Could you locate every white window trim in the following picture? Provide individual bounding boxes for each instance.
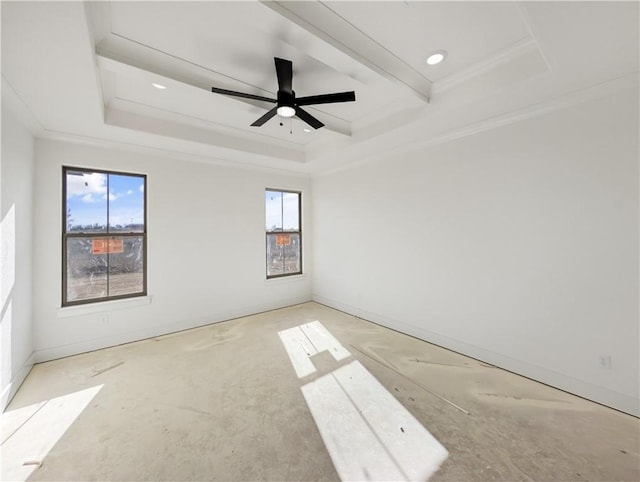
[57,295,153,318]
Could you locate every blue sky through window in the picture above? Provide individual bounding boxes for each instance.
[66,171,144,230]
[266,190,299,231]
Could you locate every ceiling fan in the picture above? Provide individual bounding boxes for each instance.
[211,57,355,130]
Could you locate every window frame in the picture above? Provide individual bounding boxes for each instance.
[265,188,302,279]
[62,166,147,307]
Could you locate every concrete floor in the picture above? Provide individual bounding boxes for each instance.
[2,302,639,481]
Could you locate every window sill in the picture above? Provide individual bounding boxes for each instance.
[265,273,307,285]
[57,295,153,318]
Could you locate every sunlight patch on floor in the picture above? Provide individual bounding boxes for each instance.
[279,320,350,378]
[1,385,103,481]
[279,321,448,481]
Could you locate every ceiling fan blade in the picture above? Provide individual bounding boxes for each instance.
[274,57,293,94]
[296,91,356,106]
[251,107,278,127]
[295,107,324,129]
[211,86,276,103]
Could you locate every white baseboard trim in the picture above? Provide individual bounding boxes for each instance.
[34,296,312,364]
[313,295,639,418]
[1,352,35,412]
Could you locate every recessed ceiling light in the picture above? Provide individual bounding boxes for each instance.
[426,51,447,66]
[303,128,311,133]
[152,82,167,90]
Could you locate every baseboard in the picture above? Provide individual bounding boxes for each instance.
[313,295,640,418]
[1,352,35,412]
[34,296,312,363]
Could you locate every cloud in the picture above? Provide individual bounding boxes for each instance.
[127,190,133,195]
[102,193,118,201]
[67,172,107,200]
[139,183,144,193]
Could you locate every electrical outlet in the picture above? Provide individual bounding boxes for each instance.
[598,355,612,370]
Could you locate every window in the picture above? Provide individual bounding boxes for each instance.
[62,167,146,306]
[266,189,301,278]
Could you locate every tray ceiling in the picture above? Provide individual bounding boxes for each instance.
[1,1,638,174]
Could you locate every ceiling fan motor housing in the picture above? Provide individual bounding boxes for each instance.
[277,90,295,108]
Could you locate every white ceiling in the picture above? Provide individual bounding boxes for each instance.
[1,1,638,174]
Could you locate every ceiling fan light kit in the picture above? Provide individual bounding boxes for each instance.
[276,106,295,118]
[211,57,356,130]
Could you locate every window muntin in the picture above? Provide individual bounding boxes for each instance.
[266,189,301,278]
[63,167,146,306]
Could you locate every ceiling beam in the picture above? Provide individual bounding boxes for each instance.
[262,1,432,103]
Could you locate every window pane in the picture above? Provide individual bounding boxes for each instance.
[65,171,107,232]
[265,190,282,231]
[63,167,147,306]
[66,237,108,302]
[283,233,301,273]
[282,192,299,231]
[266,233,284,277]
[108,174,145,233]
[266,233,300,277]
[108,236,144,296]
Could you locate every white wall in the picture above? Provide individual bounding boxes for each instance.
[1,100,35,410]
[32,140,312,361]
[312,88,639,416]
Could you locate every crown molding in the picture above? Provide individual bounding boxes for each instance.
[515,1,553,73]
[36,71,637,180]
[37,129,313,178]
[433,37,546,95]
[315,71,639,177]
